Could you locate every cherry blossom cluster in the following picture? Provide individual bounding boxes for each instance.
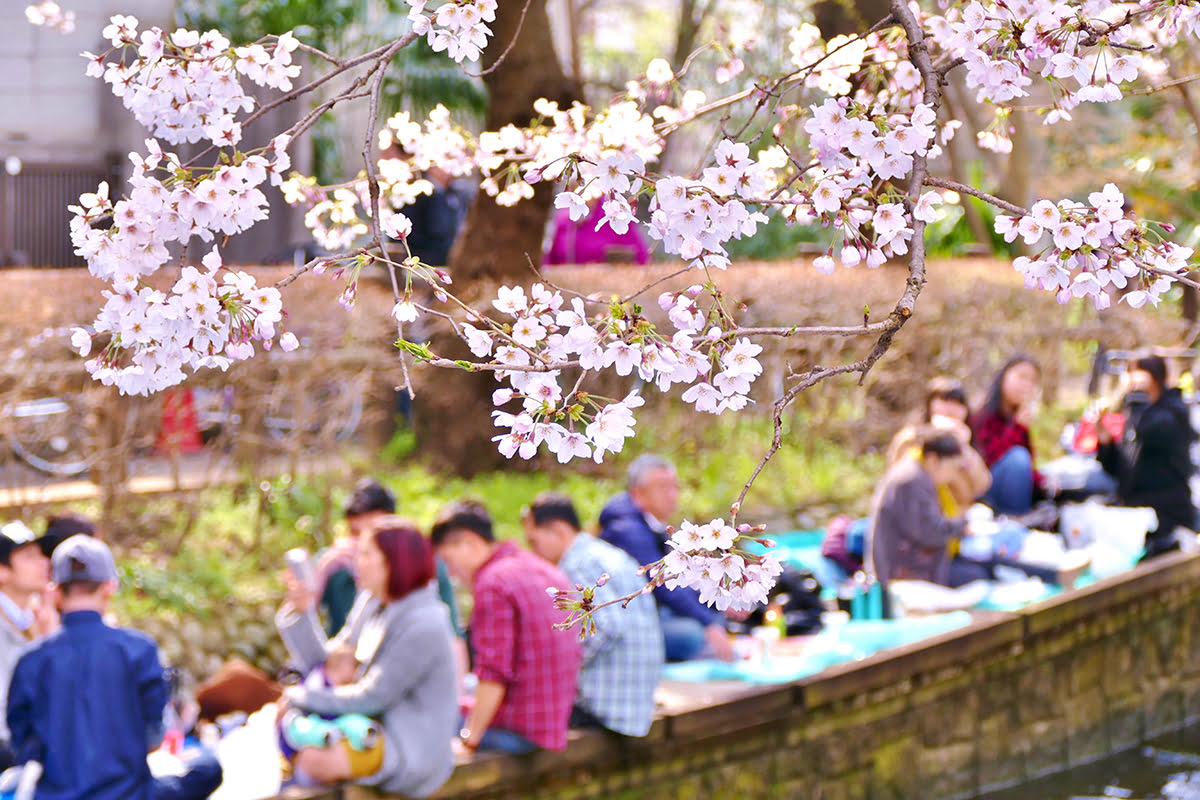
[798,99,946,269]
[80,247,293,394]
[284,98,663,254]
[474,281,765,463]
[994,183,1190,309]
[85,16,301,146]
[405,0,497,63]
[552,139,774,272]
[25,1,75,33]
[68,136,295,394]
[655,520,783,613]
[933,0,1191,115]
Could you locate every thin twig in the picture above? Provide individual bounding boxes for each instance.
[462,0,537,78]
[923,175,1028,217]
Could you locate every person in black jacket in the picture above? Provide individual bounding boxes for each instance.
[1097,355,1197,560]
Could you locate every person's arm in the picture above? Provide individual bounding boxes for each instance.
[960,446,993,501]
[460,680,505,751]
[7,656,36,764]
[135,638,170,753]
[287,613,451,718]
[891,472,967,549]
[463,582,516,742]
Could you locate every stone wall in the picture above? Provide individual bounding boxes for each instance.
[286,549,1200,800]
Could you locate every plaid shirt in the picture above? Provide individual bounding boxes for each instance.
[971,407,1044,489]
[471,542,582,750]
[559,534,663,737]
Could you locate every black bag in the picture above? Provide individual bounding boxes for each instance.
[727,566,824,636]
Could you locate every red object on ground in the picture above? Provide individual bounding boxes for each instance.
[155,388,204,454]
[162,729,183,755]
[1073,412,1126,454]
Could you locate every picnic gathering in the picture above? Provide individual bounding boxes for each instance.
[0,347,1190,800]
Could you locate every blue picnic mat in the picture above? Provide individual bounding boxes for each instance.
[662,611,973,685]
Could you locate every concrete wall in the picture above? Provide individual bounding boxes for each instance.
[0,0,172,166]
[287,549,1200,800]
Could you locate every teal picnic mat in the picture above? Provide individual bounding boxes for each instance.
[662,611,972,685]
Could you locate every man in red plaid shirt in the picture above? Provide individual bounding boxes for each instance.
[432,500,582,754]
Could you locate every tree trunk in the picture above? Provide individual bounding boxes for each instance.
[448,0,578,285]
[812,0,891,37]
[417,0,579,476]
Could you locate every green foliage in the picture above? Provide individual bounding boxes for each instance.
[723,215,826,261]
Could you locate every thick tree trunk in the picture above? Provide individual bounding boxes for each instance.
[416,0,578,476]
[448,0,578,285]
[812,0,891,37]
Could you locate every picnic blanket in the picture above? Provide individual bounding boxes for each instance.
[662,611,972,685]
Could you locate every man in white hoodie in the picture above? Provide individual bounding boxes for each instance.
[0,521,55,770]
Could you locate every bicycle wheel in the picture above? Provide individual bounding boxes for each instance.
[6,395,98,477]
[263,377,364,444]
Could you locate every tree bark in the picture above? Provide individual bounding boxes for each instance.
[417,0,579,475]
[447,0,579,285]
[812,0,891,37]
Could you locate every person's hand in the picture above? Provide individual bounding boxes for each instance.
[30,593,59,637]
[281,570,315,615]
[275,696,291,726]
[930,414,972,444]
[705,623,735,662]
[1014,403,1036,430]
[724,606,752,623]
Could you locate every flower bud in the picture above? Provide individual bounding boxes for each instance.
[596,573,610,587]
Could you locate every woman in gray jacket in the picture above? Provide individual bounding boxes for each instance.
[276,517,458,796]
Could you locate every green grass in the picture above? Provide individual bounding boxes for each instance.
[93,393,1081,626]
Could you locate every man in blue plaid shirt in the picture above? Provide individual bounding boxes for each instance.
[523,493,664,737]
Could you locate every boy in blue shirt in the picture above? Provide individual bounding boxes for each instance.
[7,535,222,800]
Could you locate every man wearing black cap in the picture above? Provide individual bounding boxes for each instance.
[0,522,54,771]
[8,535,223,800]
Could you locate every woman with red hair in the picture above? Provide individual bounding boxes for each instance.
[276,517,458,796]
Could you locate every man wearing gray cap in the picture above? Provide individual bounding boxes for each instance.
[7,535,223,800]
[0,522,54,772]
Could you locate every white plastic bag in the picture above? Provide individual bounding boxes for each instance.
[209,703,282,800]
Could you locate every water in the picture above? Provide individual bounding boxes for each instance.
[984,727,1200,800]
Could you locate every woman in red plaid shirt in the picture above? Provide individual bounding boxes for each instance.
[971,356,1045,516]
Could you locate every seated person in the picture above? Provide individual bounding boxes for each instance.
[276,518,458,796]
[971,355,1046,516]
[314,478,461,640]
[868,430,1077,589]
[888,376,991,514]
[522,492,663,738]
[599,455,735,662]
[8,535,223,800]
[1097,354,1197,560]
[431,500,582,754]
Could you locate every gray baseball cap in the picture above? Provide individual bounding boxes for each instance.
[51,535,118,585]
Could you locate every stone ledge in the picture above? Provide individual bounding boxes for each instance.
[270,551,1200,800]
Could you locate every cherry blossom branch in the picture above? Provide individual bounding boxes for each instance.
[462,0,536,78]
[727,0,945,526]
[922,175,1028,217]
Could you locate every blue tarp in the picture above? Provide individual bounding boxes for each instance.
[662,611,972,685]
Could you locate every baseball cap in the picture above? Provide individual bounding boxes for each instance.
[0,522,45,566]
[51,535,118,586]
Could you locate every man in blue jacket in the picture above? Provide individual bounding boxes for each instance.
[7,535,222,800]
[599,455,734,662]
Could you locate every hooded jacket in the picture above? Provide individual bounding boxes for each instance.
[1098,387,1197,535]
[598,493,721,627]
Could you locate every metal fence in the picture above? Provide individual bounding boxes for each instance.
[0,162,116,268]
